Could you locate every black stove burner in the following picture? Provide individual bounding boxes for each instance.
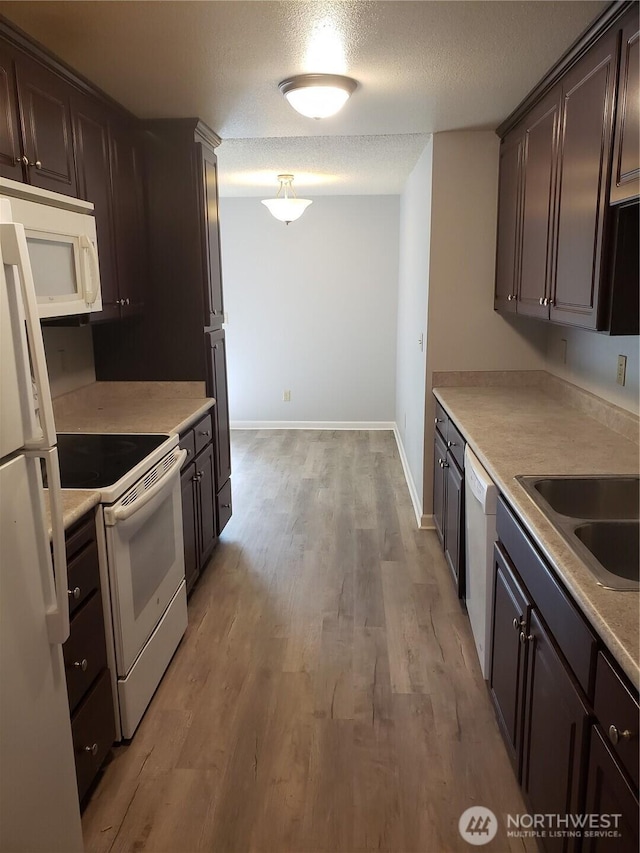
[57,433,170,489]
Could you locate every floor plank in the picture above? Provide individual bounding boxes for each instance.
[82,429,537,853]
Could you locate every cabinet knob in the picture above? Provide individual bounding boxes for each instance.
[34,160,42,169]
[519,631,533,645]
[446,440,456,448]
[548,299,554,307]
[507,294,514,302]
[68,586,81,600]
[539,297,544,306]
[434,417,444,424]
[73,658,88,671]
[512,617,525,632]
[199,430,210,437]
[84,743,99,757]
[222,503,231,508]
[543,297,549,306]
[608,725,633,746]
[441,461,449,469]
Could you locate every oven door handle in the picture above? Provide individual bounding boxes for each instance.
[104,449,187,526]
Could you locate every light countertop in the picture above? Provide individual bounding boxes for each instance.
[433,385,639,689]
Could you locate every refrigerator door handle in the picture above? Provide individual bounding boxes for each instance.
[27,447,70,644]
[0,222,57,449]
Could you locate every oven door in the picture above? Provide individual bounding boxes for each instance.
[103,448,187,676]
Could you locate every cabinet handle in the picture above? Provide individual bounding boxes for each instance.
[68,586,81,600]
[126,298,130,306]
[507,294,514,301]
[20,157,43,169]
[548,299,554,307]
[434,417,444,424]
[73,658,88,671]
[543,297,549,306]
[222,503,231,508]
[447,440,456,448]
[192,473,201,483]
[519,631,533,645]
[608,725,633,746]
[512,617,525,631]
[441,461,449,469]
[34,160,42,169]
[199,430,211,437]
[84,743,99,757]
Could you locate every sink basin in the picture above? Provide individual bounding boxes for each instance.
[516,475,640,591]
[532,476,639,519]
[574,521,640,584]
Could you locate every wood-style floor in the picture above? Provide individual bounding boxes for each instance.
[83,430,536,853]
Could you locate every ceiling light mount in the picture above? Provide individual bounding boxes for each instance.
[261,174,312,224]
[279,73,358,119]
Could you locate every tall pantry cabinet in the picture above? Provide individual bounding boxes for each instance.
[93,119,232,536]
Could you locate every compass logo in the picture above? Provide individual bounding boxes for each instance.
[459,807,498,846]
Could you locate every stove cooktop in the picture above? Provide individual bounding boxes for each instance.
[56,433,171,489]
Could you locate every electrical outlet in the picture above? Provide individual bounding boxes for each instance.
[616,355,627,386]
[283,390,291,402]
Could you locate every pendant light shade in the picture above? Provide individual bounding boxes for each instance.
[261,174,312,224]
[279,74,357,119]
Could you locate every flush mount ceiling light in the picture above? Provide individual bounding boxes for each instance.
[279,73,358,119]
[261,174,313,224]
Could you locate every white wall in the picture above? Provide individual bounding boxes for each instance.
[546,326,639,414]
[219,195,400,426]
[395,139,433,517]
[422,131,548,517]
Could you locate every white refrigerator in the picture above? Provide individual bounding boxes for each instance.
[0,219,84,850]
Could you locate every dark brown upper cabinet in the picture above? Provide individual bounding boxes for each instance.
[108,118,146,320]
[0,40,23,181]
[494,3,638,334]
[14,52,77,196]
[71,93,119,319]
[610,6,639,204]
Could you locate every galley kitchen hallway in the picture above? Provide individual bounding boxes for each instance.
[82,430,536,853]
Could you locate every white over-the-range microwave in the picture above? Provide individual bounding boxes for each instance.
[0,178,102,319]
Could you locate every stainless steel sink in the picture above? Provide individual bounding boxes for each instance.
[532,476,639,520]
[516,475,640,591]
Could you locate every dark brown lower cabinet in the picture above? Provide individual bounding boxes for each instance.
[583,727,639,853]
[179,410,217,594]
[433,429,446,545]
[207,328,232,535]
[62,512,115,803]
[521,610,591,853]
[489,543,531,778]
[432,401,465,597]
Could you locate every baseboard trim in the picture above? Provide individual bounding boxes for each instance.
[421,514,435,529]
[392,425,423,528]
[230,421,396,431]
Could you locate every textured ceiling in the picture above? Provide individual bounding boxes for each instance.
[1,1,607,195]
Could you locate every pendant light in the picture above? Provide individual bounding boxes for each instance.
[261,174,312,224]
[279,74,358,119]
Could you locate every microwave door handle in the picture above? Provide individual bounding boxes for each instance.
[26,447,70,644]
[0,223,57,448]
[79,235,99,305]
[104,449,187,526]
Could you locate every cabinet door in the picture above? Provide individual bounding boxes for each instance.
[517,86,561,318]
[444,455,464,598]
[489,543,531,780]
[610,10,639,204]
[181,462,199,594]
[0,41,24,181]
[550,29,618,329]
[14,53,77,196]
[71,93,119,322]
[494,129,522,312]
[195,442,217,565]
[207,329,231,490]
[433,430,447,547]
[583,726,639,853]
[199,143,224,327]
[109,118,147,318]
[521,610,591,852]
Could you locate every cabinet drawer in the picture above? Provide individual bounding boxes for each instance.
[65,513,96,561]
[497,497,597,697]
[63,592,108,713]
[66,538,100,617]
[594,651,639,789]
[194,414,213,455]
[216,478,232,535]
[446,420,465,470]
[434,401,447,439]
[179,429,196,469]
[71,668,115,802]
